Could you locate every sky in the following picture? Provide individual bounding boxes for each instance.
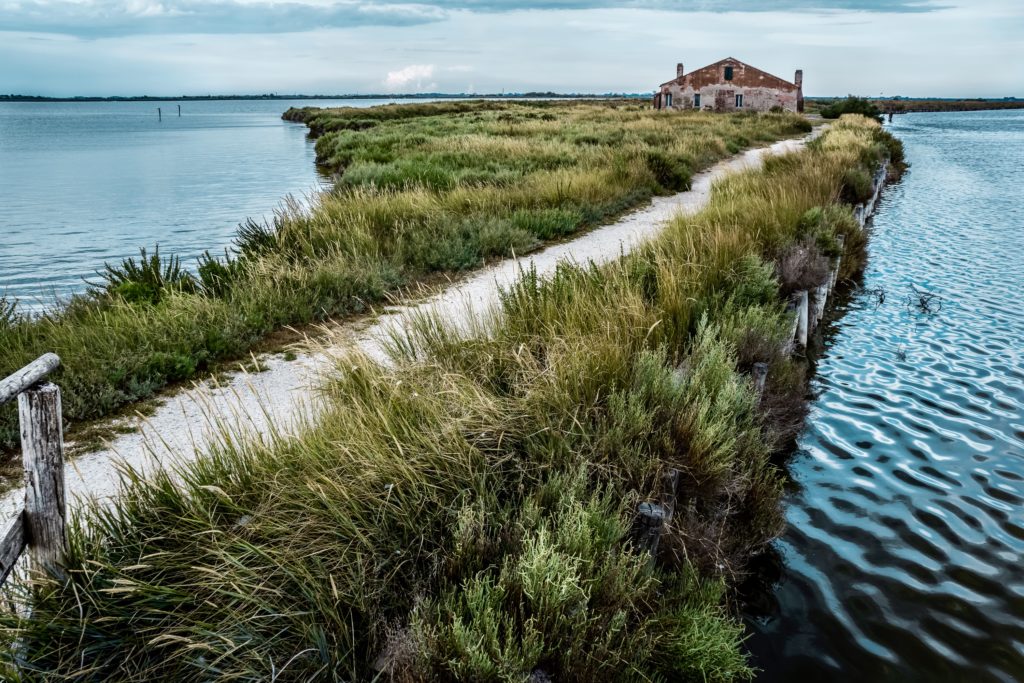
[0,0,1021,97]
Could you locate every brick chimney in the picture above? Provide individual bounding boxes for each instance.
[795,69,804,113]
[677,63,685,79]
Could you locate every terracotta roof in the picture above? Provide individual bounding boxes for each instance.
[660,58,798,90]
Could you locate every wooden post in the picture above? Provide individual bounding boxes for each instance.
[177,104,181,117]
[830,235,845,291]
[752,362,769,396]
[784,299,799,354]
[158,107,162,121]
[0,513,25,585]
[814,282,829,324]
[795,290,809,348]
[19,382,67,579]
[660,468,680,521]
[633,502,666,558]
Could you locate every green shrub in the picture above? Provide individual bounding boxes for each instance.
[820,95,883,123]
[94,246,196,305]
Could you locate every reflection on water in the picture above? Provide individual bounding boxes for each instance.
[0,99,399,309]
[745,110,1024,681]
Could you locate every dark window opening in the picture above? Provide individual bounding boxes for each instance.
[694,94,701,108]
[735,94,743,107]
[724,66,734,81]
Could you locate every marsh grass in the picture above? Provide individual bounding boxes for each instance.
[0,100,812,453]
[0,116,902,681]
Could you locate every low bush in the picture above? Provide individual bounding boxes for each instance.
[820,95,884,123]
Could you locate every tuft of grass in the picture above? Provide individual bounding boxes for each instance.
[0,100,813,453]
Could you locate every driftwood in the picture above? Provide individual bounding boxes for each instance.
[0,353,60,406]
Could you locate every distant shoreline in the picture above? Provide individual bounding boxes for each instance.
[0,93,643,103]
[2,94,1021,113]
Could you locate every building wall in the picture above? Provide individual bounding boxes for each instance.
[657,59,802,113]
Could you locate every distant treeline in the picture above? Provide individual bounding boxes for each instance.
[870,98,1024,113]
[0,92,646,103]
[808,97,1023,114]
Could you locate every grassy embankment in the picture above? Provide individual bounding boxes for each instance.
[0,100,811,457]
[0,116,904,681]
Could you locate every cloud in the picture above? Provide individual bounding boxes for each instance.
[0,0,949,39]
[427,0,946,12]
[384,63,437,90]
[0,0,447,37]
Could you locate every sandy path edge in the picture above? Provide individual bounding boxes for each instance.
[0,134,811,519]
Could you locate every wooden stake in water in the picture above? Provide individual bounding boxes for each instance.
[178,104,181,117]
[158,107,162,122]
[796,290,810,348]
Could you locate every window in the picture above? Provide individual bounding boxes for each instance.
[694,94,701,108]
[665,93,673,108]
[724,66,734,81]
[735,94,743,108]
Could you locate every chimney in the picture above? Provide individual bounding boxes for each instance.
[795,69,805,113]
[677,63,684,78]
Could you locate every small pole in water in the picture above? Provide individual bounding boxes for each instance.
[158,107,162,122]
[178,104,181,117]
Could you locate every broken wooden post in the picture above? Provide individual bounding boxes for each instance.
[19,382,67,579]
[633,502,667,558]
[157,107,162,121]
[752,362,769,396]
[795,290,809,348]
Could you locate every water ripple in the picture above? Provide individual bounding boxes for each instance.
[745,110,1024,682]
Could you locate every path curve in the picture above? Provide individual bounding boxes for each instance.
[0,135,810,519]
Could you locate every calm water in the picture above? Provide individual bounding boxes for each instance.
[745,110,1024,681]
[0,99,402,309]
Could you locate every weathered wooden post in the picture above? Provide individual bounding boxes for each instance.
[634,502,666,558]
[19,382,67,580]
[795,290,809,348]
[813,282,829,325]
[752,362,769,397]
[177,104,181,117]
[782,301,798,356]
[830,235,845,292]
[158,107,162,122]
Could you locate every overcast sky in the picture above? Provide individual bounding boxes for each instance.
[1,0,1020,97]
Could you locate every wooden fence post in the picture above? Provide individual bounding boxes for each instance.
[633,502,666,558]
[19,382,67,579]
[795,290,809,348]
[752,362,769,396]
[814,282,829,325]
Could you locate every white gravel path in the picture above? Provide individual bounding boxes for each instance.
[0,135,810,520]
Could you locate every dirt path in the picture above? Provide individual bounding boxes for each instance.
[0,136,810,519]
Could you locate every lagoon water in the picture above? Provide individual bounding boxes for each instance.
[0,99,398,309]
[745,110,1024,681]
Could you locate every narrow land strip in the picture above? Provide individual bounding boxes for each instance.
[0,135,809,521]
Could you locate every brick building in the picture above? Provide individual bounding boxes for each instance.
[654,58,804,113]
